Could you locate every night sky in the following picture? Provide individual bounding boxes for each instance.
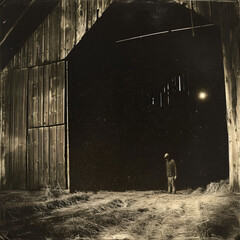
[68,0,228,191]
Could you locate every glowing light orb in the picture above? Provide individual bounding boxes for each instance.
[198,91,207,100]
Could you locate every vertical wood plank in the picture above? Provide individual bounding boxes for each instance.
[70,0,76,52]
[102,0,107,14]
[27,129,34,190]
[87,0,93,30]
[32,67,39,127]
[24,41,28,68]
[18,69,27,190]
[97,0,103,19]
[49,64,53,125]
[75,0,81,44]
[2,71,8,189]
[20,44,25,69]
[60,0,66,60]
[18,50,21,69]
[43,65,49,126]
[62,62,66,125]
[27,34,33,67]
[65,61,70,189]
[41,21,45,64]
[39,66,44,126]
[28,68,34,128]
[13,70,19,189]
[23,69,28,189]
[76,0,87,44]
[57,1,62,60]
[65,0,71,55]
[33,128,39,190]
[37,23,43,65]
[92,0,98,25]
[0,71,6,189]
[33,30,38,66]
[65,0,76,56]
[49,63,57,125]
[102,0,107,12]
[56,125,65,188]
[44,15,50,63]
[49,5,60,62]
[38,127,44,188]
[9,71,14,189]
[43,127,50,187]
[0,73,2,189]
[56,2,61,62]
[50,126,57,187]
[56,61,65,124]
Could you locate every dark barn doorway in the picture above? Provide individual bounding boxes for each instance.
[68,1,228,191]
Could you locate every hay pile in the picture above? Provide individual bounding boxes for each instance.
[205,179,230,194]
[0,181,239,240]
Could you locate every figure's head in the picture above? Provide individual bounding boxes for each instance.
[164,153,170,159]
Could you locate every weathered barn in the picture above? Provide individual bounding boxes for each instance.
[0,0,113,190]
[0,0,239,191]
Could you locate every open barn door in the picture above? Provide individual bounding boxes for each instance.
[67,1,228,191]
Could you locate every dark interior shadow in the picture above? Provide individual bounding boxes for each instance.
[67,1,228,191]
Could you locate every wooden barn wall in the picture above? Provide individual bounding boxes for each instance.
[177,1,240,191]
[5,0,113,71]
[0,0,113,190]
[27,62,66,190]
[0,68,27,190]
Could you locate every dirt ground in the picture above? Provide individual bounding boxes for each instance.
[0,180,240,240]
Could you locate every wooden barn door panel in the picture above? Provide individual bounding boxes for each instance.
[28,63,65,128]
[27,126,65,190]
[27,61,67,190]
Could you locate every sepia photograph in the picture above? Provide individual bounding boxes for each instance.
[0,0,239,239]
